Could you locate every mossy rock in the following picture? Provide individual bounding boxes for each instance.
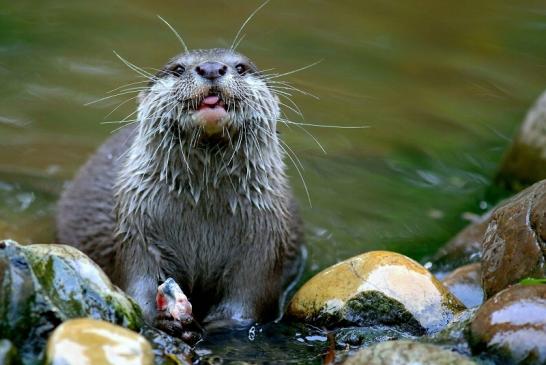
[0,240,143,364]
[287,251,465,335]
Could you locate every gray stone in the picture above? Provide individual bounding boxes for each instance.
[343,340,477,365]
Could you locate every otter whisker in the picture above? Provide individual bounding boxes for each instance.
[109,121,138,135]
[177,122,192,175]
[248,125,267,169]
[276,99,304,118]
[280,119,371,129]
[230,0,271,50]
[255,123,311,206]
[113,86,149,94]
[157,15,189,53]
[113,51,156,80]
[85,89,144,106]
[106,80,151,94]
[232,33,246,52]
[268,83,320,100]
[278,118,326,154]
[254,123,304,171]
[259,60,322,80]
[100,118,138,125]
[104,96,141,121]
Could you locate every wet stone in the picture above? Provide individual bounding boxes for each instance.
[334,326,414,348]
[343,340,477,365]
[442,263,484,308]
[0,240,143,364]
[431,180,546,299]
[287,251,465,335]
[481,180,546,298]
[467,284,546,365]
[139,324,193,365]
[45,318,153,365]
[427,308,478,356]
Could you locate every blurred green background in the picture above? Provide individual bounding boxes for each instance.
[1,0,545,280]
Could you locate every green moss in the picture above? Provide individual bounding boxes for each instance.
[343,291,425,335]
[519,277,546,286]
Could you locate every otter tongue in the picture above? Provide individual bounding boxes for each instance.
[201,95,220,107]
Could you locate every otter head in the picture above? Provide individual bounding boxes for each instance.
[138,48,280,140]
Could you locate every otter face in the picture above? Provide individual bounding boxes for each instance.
[138,48,279,137]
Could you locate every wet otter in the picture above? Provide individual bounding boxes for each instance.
[56,48,304,332]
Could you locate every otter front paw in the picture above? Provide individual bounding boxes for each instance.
[155,278,202,344]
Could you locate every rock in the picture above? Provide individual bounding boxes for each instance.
[0,339,17,365]
[441,263,484,308]
[427,308,478,356]
[139,325,193,365]
[467,284,546,365]
[287,251,465,335]
[0,240,143,364]
[45,318,153,365]
[343,340,477,365]
[481,180,546,298]
[430,180,546,299]
[428,215,489,275]
[334,326,414,348]
[497,90,546,190]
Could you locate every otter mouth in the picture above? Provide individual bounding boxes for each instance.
[198,93,227,111]
[190,92,230,135]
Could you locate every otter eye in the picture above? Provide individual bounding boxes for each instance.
[171,64,185,77]
[235,63,248,75]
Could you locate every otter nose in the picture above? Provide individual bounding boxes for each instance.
[195,62,228,81]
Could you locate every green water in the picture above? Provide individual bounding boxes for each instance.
[1,0,545,362]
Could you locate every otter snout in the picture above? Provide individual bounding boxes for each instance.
[195,61,228,81]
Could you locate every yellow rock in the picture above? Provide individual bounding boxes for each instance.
[287,251,465,334]
[46,318,153,365]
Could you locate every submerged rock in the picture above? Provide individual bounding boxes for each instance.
[442,263,483,308]
[429,215,489,275]
[481,180,546,298]
[343,340,477,365]
[497,90,546,190]
[0,240,143,364]
[45,318,153,365]
[467,284,546,365]
[287,251,465,335]
[427,308,478,356]
[140,325,193,365]
[334,326,414,348]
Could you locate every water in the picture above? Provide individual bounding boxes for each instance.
[1,0,545,362]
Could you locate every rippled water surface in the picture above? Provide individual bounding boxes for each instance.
[1,0,546,362]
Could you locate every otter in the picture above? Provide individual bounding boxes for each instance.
[56,48,304,334]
